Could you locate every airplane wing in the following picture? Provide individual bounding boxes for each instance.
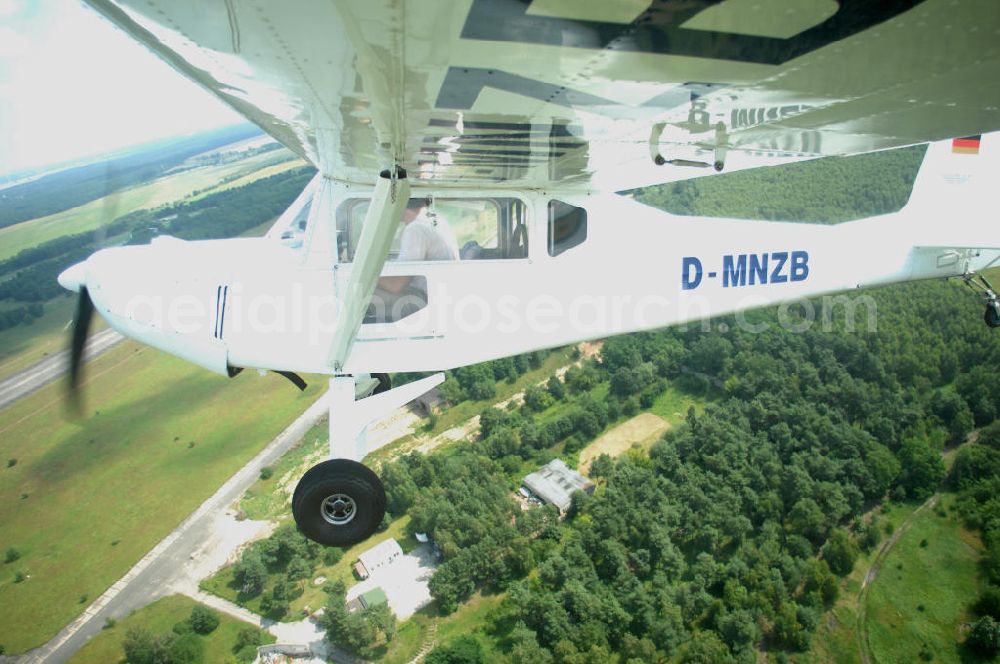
[83,0,1000,192]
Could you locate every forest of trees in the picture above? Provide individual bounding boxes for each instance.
[379,146,996,662]
[118,604,264,664]
[375,275,992,663]
[383,276,1000,662]
[228,523,330,620]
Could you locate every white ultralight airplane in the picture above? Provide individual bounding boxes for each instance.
[58,0,1000,546]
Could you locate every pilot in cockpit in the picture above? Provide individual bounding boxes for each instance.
[368,197,458,322]
[398,197,459,263]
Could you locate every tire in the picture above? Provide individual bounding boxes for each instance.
[292,459,385,546]
[986,304,1000,328]
[372,373,391,395]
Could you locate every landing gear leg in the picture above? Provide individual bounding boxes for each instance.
[963,273,1000,328]
[292,375,384,546]
[292,373,444,546]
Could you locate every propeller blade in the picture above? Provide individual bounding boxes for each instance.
[67,287,95,409]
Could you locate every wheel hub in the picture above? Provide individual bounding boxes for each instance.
[320,493,357,525]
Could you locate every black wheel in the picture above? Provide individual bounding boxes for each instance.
[986,303,1000,328]
[292,459,385,546]
[372,373,391,395]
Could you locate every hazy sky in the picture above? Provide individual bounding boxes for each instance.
[0,0,243,176]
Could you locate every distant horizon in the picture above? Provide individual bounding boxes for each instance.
[0,0,244,177]
[0,121,264,181]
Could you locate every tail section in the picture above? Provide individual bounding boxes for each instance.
[906,133,995,207]
[902,131,1000,250]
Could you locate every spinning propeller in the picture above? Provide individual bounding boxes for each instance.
[59,263,92,411]
[61,163,119,412]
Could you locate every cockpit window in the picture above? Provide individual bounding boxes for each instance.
[277,198,311,248]
[548,200,587,257]
[337,197,528,262]
[268,184,315,250]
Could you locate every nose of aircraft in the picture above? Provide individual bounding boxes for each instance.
[58,261,88,292]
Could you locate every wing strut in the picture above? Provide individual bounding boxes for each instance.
[328,168,409,371]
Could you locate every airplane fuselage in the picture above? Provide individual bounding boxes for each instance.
[70,175,996,379]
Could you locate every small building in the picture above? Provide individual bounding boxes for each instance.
[359,586,388,610]
[522,459,595,514]
[355,537,403,578]
[347,586,388,613]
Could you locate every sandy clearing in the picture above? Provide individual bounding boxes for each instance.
[578,412,670,475]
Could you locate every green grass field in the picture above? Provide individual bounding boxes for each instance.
[805,441,986,664]
[67,594,274,664]
[376,592,507,663]
[0,341,322,654]
[804,501,915,664]
[865,493,982,664]
[237,421,327,521]
[0,149,292,262]
[648,377,718,424]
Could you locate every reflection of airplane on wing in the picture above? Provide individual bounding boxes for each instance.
[59,0,1000,545]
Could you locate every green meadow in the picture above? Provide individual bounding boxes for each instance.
[0,340,321,653]
[865,494,983,664]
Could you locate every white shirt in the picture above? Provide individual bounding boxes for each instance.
[397,214,459,262]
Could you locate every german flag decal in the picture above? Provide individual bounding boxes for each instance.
[953,135,982,154]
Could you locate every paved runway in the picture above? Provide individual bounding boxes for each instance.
[0,328,123,411]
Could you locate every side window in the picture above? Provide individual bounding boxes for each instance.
[279,198,312,247]
[548,200,587,257]
[272,192,314,249]
[336,197,528,261]
[436,199,499,257]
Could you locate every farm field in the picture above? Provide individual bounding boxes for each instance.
[0,148,293,262]
[0,339,322,653]
[194,157,306,200]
